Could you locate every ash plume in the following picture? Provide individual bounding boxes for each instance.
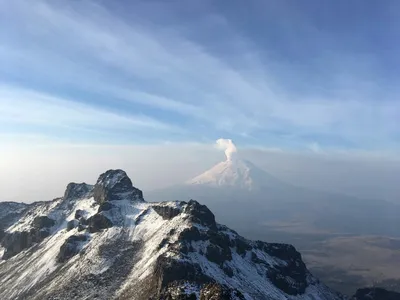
[216,138,237,161]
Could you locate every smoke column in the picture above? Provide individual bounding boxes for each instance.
[216,138,237,161]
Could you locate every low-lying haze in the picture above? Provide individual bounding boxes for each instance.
[1,142,399,203]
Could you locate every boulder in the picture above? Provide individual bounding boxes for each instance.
[57,235,87,263]
[32,216,55,230]
[67,220,79,231]
[87,214,113,233]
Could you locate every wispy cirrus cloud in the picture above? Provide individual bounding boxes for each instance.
[0,85,179,136]
[0,0,399,150]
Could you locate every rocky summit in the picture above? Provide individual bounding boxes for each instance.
[0,170,396,300]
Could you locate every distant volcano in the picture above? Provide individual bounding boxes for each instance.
[186,157,287,191]
[147,139,400,239]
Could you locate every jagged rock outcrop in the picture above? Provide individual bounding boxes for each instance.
[93,169,143,204]
[64,183,93,200]
[352,287,400,300]
[153,203,182,220]
[184,200,217,229]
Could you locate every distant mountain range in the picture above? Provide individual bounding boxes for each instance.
[1,169,398,299]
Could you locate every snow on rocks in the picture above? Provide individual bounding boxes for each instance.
[0,169,346,300]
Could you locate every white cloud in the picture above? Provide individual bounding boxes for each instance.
[0,0,399,148]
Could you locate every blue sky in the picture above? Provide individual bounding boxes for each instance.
[1,0,399,151]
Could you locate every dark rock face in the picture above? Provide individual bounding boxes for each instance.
[2,229,50,259]
[155,256,212,291]
[179,227,204,242]
[256,241,302,262]
[2,231,32,259]
[57,235,87,263]
[352,288,400,300]
[206,243,232,267]
[32,216,55,230]
[150,198,314,298]
[67,220,79,231]
[1,216,56,259]
[253,240,308,295]
[87,214,113,233]
[233,238,252,256]
[64,183,93,200]
[75,209,85,219]
[165,211,311,298]
[184,200,216,229]
[93,169,143,204]
[98,202,115,212]
[267,264,307,295]
[152,205,181,220]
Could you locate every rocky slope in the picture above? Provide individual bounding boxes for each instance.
[0,169,396,300]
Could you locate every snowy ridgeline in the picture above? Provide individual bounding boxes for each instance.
[0,169,386,300]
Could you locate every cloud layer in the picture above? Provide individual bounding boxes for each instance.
[0,0,399,150]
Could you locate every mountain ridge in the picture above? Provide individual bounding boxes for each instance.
[0,169,398,300]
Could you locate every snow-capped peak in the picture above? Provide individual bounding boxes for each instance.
[186,157,284,191]
[0,169,345,300]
